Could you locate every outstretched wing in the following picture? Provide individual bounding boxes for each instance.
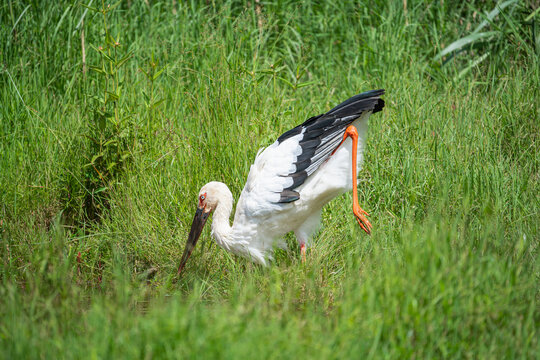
[240,89,385,216]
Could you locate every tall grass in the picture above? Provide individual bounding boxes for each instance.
[1,0,538,358]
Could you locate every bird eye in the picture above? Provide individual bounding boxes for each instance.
[200,195,205,201]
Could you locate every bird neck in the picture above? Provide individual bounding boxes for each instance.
[210,186,266,265]
[211,193,234,247]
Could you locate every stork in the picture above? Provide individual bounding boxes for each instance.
[178,89,385,274]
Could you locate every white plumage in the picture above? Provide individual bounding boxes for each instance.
[178,90,385,273]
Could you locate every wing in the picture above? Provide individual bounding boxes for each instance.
[240,89,385,216]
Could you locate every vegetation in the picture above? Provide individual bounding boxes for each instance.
[1,0,538,358]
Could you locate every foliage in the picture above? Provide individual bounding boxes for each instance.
[0,0,538,358]
[431,0,539,81]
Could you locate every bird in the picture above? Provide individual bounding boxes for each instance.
[177,89,385,274]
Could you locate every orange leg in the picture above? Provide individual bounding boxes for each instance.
[300,244,306,263]
[333,125,372,234]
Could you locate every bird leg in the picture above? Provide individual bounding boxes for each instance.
[300,243,306,263]
[333,125,372,234]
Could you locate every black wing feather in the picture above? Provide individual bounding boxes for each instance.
[275,89,385,203]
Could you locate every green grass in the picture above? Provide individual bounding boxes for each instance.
[1,0,539,358]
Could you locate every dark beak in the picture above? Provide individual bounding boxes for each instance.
[177,207,210,275]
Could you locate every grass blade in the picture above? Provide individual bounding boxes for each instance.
[472,0,518,34]
[434,31,498,61]
[10,4,31,34]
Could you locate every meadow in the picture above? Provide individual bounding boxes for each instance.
[1,0,539,358]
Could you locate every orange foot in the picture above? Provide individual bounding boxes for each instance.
[339,125,373,235]
[353,205,372,235]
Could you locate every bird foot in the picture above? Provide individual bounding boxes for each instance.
[340,124,372,235]
[300,244,306,263]
[354,206,372,235]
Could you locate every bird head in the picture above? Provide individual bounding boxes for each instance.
[177,182,231,275]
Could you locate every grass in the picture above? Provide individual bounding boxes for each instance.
[1,0,539,358]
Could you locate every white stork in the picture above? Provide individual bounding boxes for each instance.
[178,89,385,274]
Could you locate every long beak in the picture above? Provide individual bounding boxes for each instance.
[177,207,210,275]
